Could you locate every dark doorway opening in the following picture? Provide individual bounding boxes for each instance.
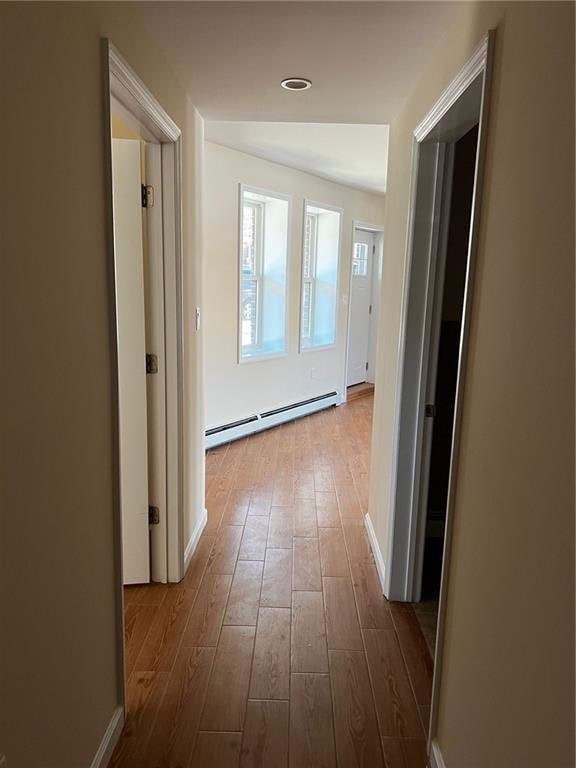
[420,123,479,601]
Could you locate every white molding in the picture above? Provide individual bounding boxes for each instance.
[108,43,180,142]
[90,706,124,768]
[205,393,339,449]
[184,507,208,573]
[414,34,489,142]
[364,513,386,593]
[428,740,447,768]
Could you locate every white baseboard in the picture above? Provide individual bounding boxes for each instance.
[205,393,339,449]
[429,739,446,768]
[90,706,124,768]
[364,513,386,594]
[184,507,208,573]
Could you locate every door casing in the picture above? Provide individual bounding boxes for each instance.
[382,30,496,756]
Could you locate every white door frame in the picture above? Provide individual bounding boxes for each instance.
[342,221,384,401]
[381,28,495,753]
[102,38,185,710]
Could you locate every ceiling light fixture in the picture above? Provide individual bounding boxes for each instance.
[281,77,312,91]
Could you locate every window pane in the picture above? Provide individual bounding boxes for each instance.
[352,242,368,277]
[241,277,258,347]
[303,213,316,279]
[300,203,341,349]
[240,189,289,359]
[302,281,312,338]
[242,203,259,275]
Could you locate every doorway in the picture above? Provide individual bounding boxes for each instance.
[106,42,185,591]
[346,223,384,394]
[382,30,494,761]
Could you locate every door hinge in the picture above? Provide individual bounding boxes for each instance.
[148,506,160,525]
[368,304,372,315]
[365,361,369,371]
[425,404,437,418]
[141,184,154,209]
[372,244,376,254]
[146,353,158,374]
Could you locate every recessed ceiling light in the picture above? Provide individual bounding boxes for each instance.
[281,77,312,91]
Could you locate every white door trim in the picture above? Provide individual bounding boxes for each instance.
[102,38,185,724]
[342,220,384,401]
[382,30,495,759]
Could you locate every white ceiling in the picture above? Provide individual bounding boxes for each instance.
[140,2,460,123]
[205,121,390,194]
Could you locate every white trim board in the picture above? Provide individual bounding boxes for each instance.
[90,707,124,768]
[364,513,386,594]
[428,740,447,768]
[184,507,208,573]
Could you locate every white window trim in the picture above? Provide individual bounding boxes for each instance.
[298,198,344,353]
[237,184,292,364]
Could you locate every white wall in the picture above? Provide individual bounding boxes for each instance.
[203,141,385,429]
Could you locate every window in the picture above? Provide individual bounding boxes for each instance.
[300,202,342,349]
[239,187,289,359]
[352,242,369,276]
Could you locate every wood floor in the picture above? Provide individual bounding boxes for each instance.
[111,394,434,768]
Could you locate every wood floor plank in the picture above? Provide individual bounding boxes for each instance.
[289,673,336,768]
[380,738,428,768]
[260,548,293,608]
[294,469,315,499]
[351,561,394,630]
[314,466,334,492]
[206,525,243,575]
[200,625,256,731]
[144,646,214,768]
[315,491,340,528]
[190,732,242,768]
[224,560,263,626]
[248,487,273,516]
[109,670,169,768]
[222,489,251,526]
[240,700,289,768]
[239,515,269,561]
[272,475,294,506]
[135,585,197,673]
[124,604,157,678]
[293,498,318,538]
[249,607,291,699]
[362,629,424,738]
[293,537,322,591]
[182,574,232,646]
[267,509,294,549]
[323,577,363,651]
[336,483,363,519]
[389,605,434,704]
[181,534,215,592]
[329,650,384,767]
[319,527,349,577]
[291,591,328,673]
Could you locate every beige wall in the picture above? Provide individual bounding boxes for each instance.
[0,4,204,766]
[203,141,385,428]
[368,2,574,766]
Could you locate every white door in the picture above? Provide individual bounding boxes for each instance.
[347,230,375,386]
[112,139,150,585]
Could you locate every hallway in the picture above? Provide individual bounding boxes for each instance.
[112,394,433,768]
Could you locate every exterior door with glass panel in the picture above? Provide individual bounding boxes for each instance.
[347,229,375,386]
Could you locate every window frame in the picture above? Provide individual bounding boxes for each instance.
[237,184,292,364]
[298,199,344,353]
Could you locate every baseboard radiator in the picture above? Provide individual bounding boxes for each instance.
[205,391,339,449]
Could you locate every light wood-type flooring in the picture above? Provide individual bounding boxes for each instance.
[111,394,434,768]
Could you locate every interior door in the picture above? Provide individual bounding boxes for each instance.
[347,229,374,386]
[112,138,150,585]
